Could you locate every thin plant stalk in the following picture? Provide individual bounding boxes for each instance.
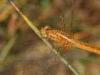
[9,1,80,75]
[0,37,16,62]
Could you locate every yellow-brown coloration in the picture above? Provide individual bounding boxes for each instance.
[41,26,100,55]
[41,26,71,49]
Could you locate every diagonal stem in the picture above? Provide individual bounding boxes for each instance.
[9,1,80,75]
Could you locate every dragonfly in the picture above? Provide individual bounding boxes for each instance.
[41,0,100,55]
[9,0,100,55]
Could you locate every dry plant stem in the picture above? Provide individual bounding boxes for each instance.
[41,27,100,55]
[9,1,80,75]
[0,37,16,63]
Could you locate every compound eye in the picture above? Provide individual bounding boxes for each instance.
[41,26,50,37]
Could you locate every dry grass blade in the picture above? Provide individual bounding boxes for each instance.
[8,0,80,75]
[0,37,16,63]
